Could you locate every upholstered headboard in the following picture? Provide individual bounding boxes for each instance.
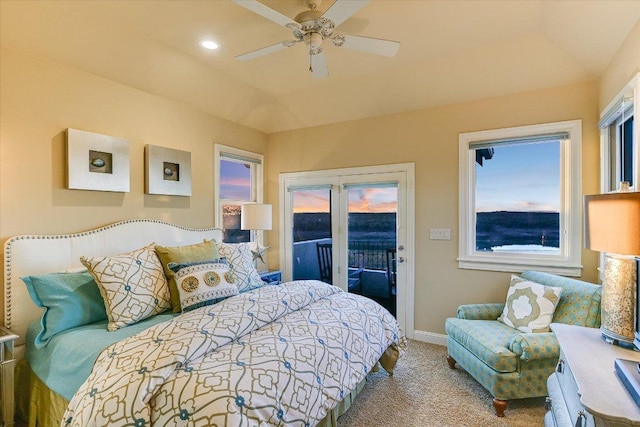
[3,219,223,359]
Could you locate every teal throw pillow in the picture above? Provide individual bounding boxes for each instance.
[22,270,107,348]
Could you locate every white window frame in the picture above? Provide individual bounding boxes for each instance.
[458,120,583,276]
[600,73,639,194]
[214,144,264,242]
[596,74,639,281]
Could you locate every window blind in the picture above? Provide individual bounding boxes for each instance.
[221,152,262,165]
[342,182,399,190]
[469,132,569,150]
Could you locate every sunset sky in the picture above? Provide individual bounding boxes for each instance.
[221,141,558,215]
[475,140,560,213]
[292,187,398,213]
[220,159,252,201]
[220,159,398,213]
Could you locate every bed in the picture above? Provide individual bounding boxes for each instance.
[4,219,406,426]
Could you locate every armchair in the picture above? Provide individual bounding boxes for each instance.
[445,271,601,417]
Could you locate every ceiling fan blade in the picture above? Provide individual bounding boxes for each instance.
[337,34,400,57]
[310,52,329,79]
[236,40,298,61]
[231,0,300,29]
[322,0,370,27]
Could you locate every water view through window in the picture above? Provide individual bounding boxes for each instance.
[474,140,561,254]
[292,186,398,271]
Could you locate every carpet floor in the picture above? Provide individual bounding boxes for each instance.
[337,340,545,427]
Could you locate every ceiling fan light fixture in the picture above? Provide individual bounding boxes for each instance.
[304,32,323,52]
[200,40,220,50]
[232,0,400,78]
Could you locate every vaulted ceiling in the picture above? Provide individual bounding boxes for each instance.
[2,0,639,134]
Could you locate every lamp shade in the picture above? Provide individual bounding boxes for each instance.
[241,203,272,231]
[584,192,640,255]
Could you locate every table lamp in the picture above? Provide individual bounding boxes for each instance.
[584,190,640,347]
[241,203,272,267]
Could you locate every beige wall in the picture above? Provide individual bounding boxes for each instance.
[599,19,640,110]
[0,47,267,315]
[267,81,601,335]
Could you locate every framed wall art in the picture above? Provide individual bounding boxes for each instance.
[66,128,130,192]
[145,144,192,196]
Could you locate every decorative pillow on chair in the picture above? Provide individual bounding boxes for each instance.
[81,244,171,331]
[167,259,238,312]
[215,242,265,293]
[22,270,107,348]
[497,275,563,333]
[155,240,220,313]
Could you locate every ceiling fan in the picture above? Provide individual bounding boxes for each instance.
[231,0,400,79]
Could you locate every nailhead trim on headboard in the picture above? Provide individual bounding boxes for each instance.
[3,219,222,329]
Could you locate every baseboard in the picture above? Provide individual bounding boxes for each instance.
[412,330,447,346]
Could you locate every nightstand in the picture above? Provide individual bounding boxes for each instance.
[259,270,282,286]
[0,326,18,427]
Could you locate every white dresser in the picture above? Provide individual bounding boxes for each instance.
[545,323,640,427]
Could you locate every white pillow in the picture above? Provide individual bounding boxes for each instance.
[168,260,239,312]
[497,275,562,333]
[215,242,265,293]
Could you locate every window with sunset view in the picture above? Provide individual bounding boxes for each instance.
[458,120,583,276]
[215,145,263,243]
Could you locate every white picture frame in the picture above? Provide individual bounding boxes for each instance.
[145,144,192,196]
[66,128,130,192]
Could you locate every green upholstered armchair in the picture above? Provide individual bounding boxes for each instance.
[445,271,601,417]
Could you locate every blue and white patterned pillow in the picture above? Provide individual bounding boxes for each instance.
[81,244,171,331]
[168,259,238,312]
[215,242,265,293]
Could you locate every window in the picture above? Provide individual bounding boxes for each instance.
[214,144,264,243]
[601,73,638,193]
[458,120,582,276]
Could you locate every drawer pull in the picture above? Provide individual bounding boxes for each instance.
[575,411,587,427]
[557,359,564,374]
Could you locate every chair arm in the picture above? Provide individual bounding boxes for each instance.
[456,303,505,320]
[509,332,559,361]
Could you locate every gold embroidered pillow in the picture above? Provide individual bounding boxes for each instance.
[215,242,265,293]
[155,240,220,313]
[168,260,238,312]
[497,275,563,333]
[81,244,171,331]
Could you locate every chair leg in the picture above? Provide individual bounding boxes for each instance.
[446,355,457,369]
[492,398,508,417]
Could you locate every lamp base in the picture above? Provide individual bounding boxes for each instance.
[601,327,635,349]
[600,253,636,347]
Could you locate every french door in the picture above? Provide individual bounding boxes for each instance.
[279,164,414,337]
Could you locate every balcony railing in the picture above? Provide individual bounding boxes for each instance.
[348,239,396,270]
[293,238,395,280]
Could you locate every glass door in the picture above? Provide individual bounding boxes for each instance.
[343,182,399,315]
[281,167,409,326]
[289,186,334,283]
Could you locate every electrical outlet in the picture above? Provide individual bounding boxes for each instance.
[430,228,451,240]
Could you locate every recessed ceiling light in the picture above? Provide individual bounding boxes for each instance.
[200,40,220,50]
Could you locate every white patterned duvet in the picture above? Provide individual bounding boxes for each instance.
[63,280,405,427]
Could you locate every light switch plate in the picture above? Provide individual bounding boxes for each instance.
[430,228,451,240]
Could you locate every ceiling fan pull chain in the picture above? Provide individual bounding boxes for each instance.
[309,53,313,73]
